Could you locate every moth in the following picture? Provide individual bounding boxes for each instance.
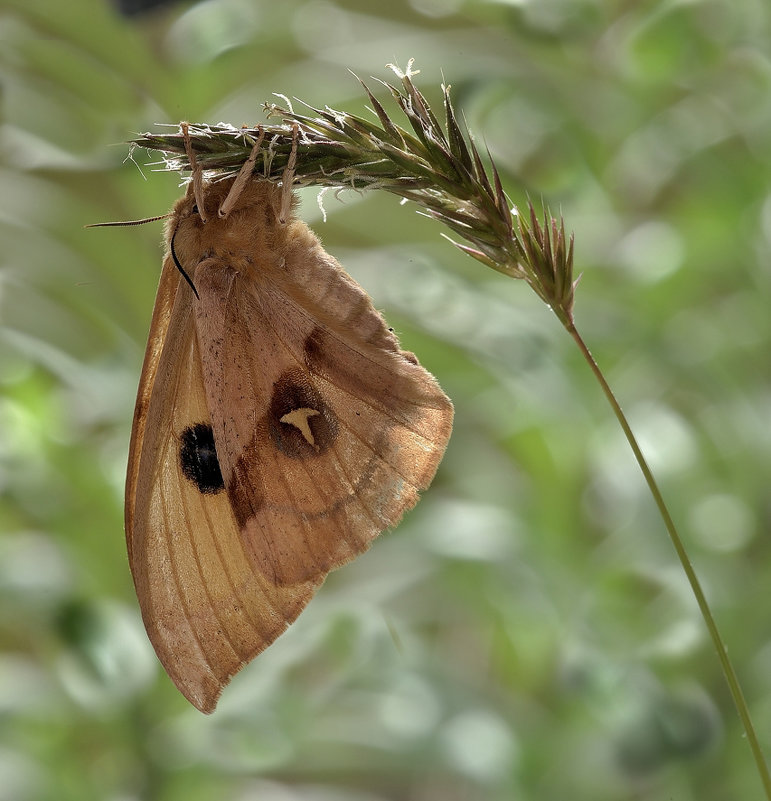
[121,129,453,712]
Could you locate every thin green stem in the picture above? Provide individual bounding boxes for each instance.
[565,319,771,799]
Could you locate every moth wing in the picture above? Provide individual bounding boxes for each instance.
[194,230,453,588]
[126,256,321,714]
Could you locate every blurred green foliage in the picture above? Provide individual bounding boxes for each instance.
[1,0,771,799]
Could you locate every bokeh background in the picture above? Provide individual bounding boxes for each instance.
[2,0,771,799]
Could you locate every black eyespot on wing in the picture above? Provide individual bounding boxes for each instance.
[179,423,225,494]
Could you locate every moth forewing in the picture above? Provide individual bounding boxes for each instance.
[191,182,453,586]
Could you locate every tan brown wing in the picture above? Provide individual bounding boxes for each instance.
[125,255,321,713]
[193,224,453,588]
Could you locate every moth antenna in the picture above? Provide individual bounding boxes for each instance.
[169,226,200,300]
[85,213,171,228]
[181,122,207,223]
[279,123,299,225]
[218,127,266,218]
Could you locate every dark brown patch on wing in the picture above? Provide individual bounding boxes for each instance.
[303,327,328,375]
[267,368,338,458]
[228,444,266,530]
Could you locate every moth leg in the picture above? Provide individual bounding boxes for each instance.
[279,123,299,225]
[181,121,208,222]
[218,127,266,219]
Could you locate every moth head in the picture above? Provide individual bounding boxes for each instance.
[181,177,288,220]
[166,177,293,264]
